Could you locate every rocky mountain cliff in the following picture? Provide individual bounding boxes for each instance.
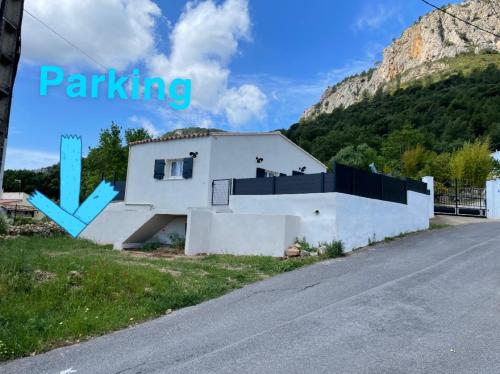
[301,0,500,121]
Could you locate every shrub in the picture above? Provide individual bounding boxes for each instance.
[0,215,7,235]
[321,241,344,258]
[294,237,313,252]
[450,138,492,186]
[168,233,186,249]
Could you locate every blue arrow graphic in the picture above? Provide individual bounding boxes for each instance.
[28,135,118,238]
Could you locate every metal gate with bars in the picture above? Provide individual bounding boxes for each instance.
[212,179,232,205]
[434,180,486,217]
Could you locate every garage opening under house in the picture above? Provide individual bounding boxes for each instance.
[80,131,433,256]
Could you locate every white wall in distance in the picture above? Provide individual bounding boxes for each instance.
[422,176,434,219]
[486,179,500,219]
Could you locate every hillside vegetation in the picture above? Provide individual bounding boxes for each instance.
[284,61,500,172]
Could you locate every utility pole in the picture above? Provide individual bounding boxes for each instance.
[0,0,24,197]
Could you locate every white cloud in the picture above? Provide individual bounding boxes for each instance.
[354,4,398,31]
[22,0,162,71]
[147,0,267,127]
[220,85,267,126]
[5,148,59,170]
[129,115,162,137]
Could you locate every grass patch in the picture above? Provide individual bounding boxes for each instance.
[429,222,451,230]
[0,236,318,361]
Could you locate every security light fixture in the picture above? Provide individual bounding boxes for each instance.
[256,157,264,163]
[299,166,307,172]
[189,152,198,158]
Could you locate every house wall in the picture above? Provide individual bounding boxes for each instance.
[208,134,326,183]
[185,208,300,257]
[125,137,212,210]
[80,202,153,249]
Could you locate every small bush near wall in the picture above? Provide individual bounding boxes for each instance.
[168,233,186,249]
[319,241,344,258]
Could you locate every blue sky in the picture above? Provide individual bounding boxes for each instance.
[7,0,459,170]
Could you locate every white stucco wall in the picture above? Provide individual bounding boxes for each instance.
[80,202,153,249]
[229,193,338,246]
[334,191,430,250]
[185,208,300,257]
[208,134,326,182]
[226,190,430,254]
[486,179,500,219]
[421,176,434,219]
[125,137,212,210]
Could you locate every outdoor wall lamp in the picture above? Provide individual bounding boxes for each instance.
[299,166,307,172]
[189,152,198,158]
[256,157,264,163]
[314,209,320,215]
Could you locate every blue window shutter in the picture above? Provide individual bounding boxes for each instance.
[183,157,193,179]
[256,168,266,178]
[154,159,165,179]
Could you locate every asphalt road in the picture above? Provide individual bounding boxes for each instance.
[2,221,500,374]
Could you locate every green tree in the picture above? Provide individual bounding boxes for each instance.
[381,125,426,173]
[401,145,433,179]
[81,122,151,198]
[332,143,379,170]
[422,152,452,182]
[450,138,493,186]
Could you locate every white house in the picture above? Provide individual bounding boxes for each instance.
[81,132,327,250]
[81,131,433,256]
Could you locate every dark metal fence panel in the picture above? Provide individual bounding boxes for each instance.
[275,174,323,194]
[230,163,424,205]
[406,178,429,195]
[233,177,274,195]
[353,167,382,200]
[381,175,407,204]
[334,163,354,195]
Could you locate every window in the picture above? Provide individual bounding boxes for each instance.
[167,159,184,179]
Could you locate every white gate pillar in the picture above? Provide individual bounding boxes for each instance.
[422,176,434,219]
[486,179,500,219]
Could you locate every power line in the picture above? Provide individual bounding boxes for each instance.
[23,8,107,70]
[419,0,500,38]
